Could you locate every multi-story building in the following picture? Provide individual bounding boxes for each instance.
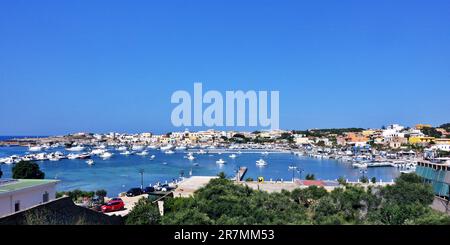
[416,161,450,202]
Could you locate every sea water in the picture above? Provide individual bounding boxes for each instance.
[0,146,400,196]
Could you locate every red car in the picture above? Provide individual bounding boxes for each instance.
[101,200,125,213]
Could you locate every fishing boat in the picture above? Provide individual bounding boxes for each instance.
[256,159,267,167]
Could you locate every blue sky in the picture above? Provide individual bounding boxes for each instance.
[0,0,449,135]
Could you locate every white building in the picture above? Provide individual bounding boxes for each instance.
[0,179,59,218]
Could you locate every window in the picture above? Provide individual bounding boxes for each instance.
[14,201,20,212]
[43,192,49,203]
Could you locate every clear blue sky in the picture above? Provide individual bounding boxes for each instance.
[1,0,449,135]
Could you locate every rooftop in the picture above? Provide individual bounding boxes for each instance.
[0,179,59,194]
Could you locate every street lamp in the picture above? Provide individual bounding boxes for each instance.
[297,168,304,180]
[139,169,144,190]
[288,164,297,182]
[359,169,368,182]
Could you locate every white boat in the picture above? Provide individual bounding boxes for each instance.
[132,145,145,151]
[229,154,237,159]
[67,153,79,160]
[91,149,106,155]
[0,157,9,163]
[175,145,187,151]
[216,159,226,165]
[352,163,368,169]
[137,151,149,156]
[100,152,113,159]
[262,151,269,155]
[187,155,196,161]
[150,155,156,160]
[148,145,158,150]
[86,159,95,165]
[160,144,174,151]
[120,151,132,156]
[66,146,85,151]
[288,165,297,170]
[29,146,44,152]
[35,153,47,161]
[4,158,14,165]
[198,149,207,154]
[193,163,199,166]
[165,150,175,154]
[256,159,267,166]
[117,146,128,151]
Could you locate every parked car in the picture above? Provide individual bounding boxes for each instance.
[161,186,176,192]
[143,186,155,194]
[108,197,123,203]
[101,200,125,213]
[126,188,143,197]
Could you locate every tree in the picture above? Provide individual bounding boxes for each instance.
[217,172,226,179]
[359,176,369,183]
[12,161,45,179]
[95,189,107,198]
[371,177,377,184]
[305,174,316,180]
[125,198,161,225]
[245,177,254,182]
[337,176,347,185]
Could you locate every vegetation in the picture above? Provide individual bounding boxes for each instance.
[56,189,107,203]
[125,173,450,225]
[12,161,45,179]
[421,127,442,138]
[305,174,316,180]
[293,128,364,137]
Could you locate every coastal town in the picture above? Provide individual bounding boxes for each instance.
[1,123,449,223]
[1,123,449,167]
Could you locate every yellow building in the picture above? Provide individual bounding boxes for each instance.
[362,130,376,137]
[415,124,432,130]
[409,136,435,144]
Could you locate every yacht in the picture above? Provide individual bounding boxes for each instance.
[187,155,196,161]
[148,145,158,150]
[137,151,149,156]
[150,155,156,160]
[175,145,187,151]
[117,146,128,151]
[229,154,237,159]
[132,145,145,151]
[91,149,106,155]
[100,152,113,159]
[352,163,368,169]
[216,159,226,165]
[160,144,175,151]
[86,159,95,165]
[67,153,79,160]
[35,153,47,161]
[0,157,9,163]
[165,150,175,154]
[120,151,132,156]
[29,146,44,152]
[66,145,85,152]
[256,159,267,167]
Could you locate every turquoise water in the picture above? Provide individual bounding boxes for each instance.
[0,146,400,196]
